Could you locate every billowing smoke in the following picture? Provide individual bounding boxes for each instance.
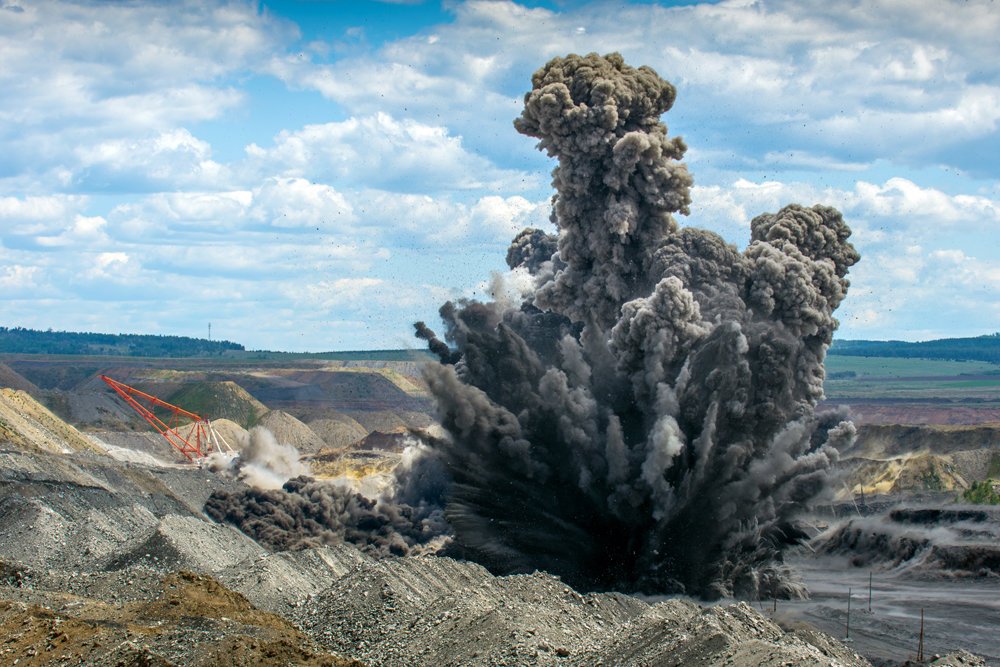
[205,52,859,600]
[415,52,860,599]
[205,441,451,557]
[205,426,310,490]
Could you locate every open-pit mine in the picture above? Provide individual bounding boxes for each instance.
[2,51,998,666]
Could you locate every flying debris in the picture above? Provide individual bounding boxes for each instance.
[417,52,860,599]
[207,52,859,600]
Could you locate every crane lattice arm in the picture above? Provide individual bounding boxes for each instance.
[100,374,231,462]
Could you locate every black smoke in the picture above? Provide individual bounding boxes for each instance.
[205,443,451,558]
[205,52,859,601]
[417,52,859,599]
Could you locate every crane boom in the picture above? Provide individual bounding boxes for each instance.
[100,374,232,462]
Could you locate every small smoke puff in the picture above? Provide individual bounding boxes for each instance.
[206,426,310,490]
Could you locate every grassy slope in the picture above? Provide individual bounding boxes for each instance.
[824,355,1000,402]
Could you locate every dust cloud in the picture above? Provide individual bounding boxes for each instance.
[207,52,860,600]
[205,426,309,490]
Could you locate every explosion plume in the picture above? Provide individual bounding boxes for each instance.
[417,52,859,598]
[206,52,859,600]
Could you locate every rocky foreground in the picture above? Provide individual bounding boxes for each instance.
[0,387,987,666]
[0,440,884,667]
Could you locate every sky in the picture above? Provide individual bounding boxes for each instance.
[0,0,998,352]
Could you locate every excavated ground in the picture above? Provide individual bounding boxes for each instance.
[0,362,992,666]
[0,444,885,667]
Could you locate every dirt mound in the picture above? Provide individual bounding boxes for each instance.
[0,389,105,455]
[90,430,191,463]
[0,448,248,571]
[948,448,1000,484]
[257,410,326,453]
[344,410,408,433]
[109,514,266,573]
[308,414,369,449]
[293,556,870,667]
[206,417,248,451]
[356,430,410,453]
[166,381,268,428]
[929,649,988,666]
[0,569,364,667]
[0,362,39,393]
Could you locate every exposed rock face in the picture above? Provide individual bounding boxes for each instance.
[0,388,104,455]
[851,423,1000,458]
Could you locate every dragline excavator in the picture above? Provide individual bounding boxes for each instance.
[100,375,235,463]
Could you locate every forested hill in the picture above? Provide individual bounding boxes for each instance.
[0,327,243,357]
[830,334,1000,364]
[3,325,998,363]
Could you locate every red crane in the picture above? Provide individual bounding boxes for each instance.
[100,375,232,462]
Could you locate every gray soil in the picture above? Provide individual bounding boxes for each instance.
[0,444,875,666]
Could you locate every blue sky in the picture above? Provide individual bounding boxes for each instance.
[1,0,998,351]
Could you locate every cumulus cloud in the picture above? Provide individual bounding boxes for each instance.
[0,265,38,290]
[243,113,526,192]
[0,194,89,234]
[249,177,356,229]
[271,0,1000,174]
[73,129,230,191]
[1,0,997,350]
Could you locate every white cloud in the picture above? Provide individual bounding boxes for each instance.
[0,0,292,189]
[243,113,524,192]
[361,190,548,243]
[249,178,356,229]
[0,265,38,290]
[35,214,110,248]
[849,178,1000,225]
[74,129,229,191]
[84,251,136,282]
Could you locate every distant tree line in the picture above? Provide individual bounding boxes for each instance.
[830,333,1000,364]
[0,326,244,357]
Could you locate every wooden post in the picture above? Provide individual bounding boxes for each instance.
[846,587,851,639]
[917,607,925,662]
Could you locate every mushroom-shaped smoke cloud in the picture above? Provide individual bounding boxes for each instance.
[206,52,859,600]
[418,52,859,599]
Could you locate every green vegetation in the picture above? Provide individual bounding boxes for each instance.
[830,333,1000,364]
[234,349,434,362]
[824,355,1000,378]
[0,327,243,357]
[987,454,1000,480]
[823,354,1000,403]
[962,480,1000,505]
[920,462,944,491]
[163,382,267,429]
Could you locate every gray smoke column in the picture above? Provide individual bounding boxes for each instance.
[418,52,860,599]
